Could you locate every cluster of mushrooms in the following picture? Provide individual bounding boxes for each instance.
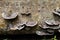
[2,7,60,35]
[2,10,37,31]
[36,8,60,35]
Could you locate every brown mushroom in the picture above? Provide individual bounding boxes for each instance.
[2,10,18,19]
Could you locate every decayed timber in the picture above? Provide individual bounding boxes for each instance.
[0,0,60,35]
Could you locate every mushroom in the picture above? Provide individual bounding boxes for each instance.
[10,24,25,30]
[2,10,18,19]
[46,29,54,34]
[45,20,59,26]
[16,21,26,30]
[41,24,60,30]
[26,21,37,27]
[39,26,54,34]
[36,31,53,35]
[17,25,25,30]
[53,11,60,16]
[10,21,26,30]
[36,20,60,35]
[53,8,60,16]
[56,9,60,13]
[10,26,18,30]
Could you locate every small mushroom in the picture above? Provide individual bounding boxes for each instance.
[46,29,54,34]
[53,8,60,16]
[56,9,60,13]
[55,7,60,13]
[16,21,26,30]
[41,24,60,30]
[26,21,37,27]
[17,25,25,30]
[53,11,60,16]
[10,24,25,30]
[39,26,54,34]
[10,21,26,30]
[36,31,53,35]
[2,10,18,19]
[45,20,59,26]
[10,27,18,30]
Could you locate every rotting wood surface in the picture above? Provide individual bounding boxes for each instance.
[0,0,60,35]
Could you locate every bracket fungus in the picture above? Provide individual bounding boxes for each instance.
[10,24,25,31]
[36,31,53,36]
[26,21,37,27]
[10,21,26,30]
[44,20,60,30]
[53,8,60,16]
[2,10,18,19]
[45,20,59,26]
[36,20,60,36]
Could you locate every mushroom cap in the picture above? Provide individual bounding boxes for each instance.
[26,21,37,27]
[36,31,53,35]
[17,25,25,30]
[45,20,59,26]
[55,7,60,13]
[10,27,18,30]
[40,24,60,30]
[56,9,60,13]
[2,12,18,19]
[46,29,54,34]
[53,11,60,16]
[10,21,26,30]
[39,26,54,34]
[10,24,25,30]
[53,8,60,16]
